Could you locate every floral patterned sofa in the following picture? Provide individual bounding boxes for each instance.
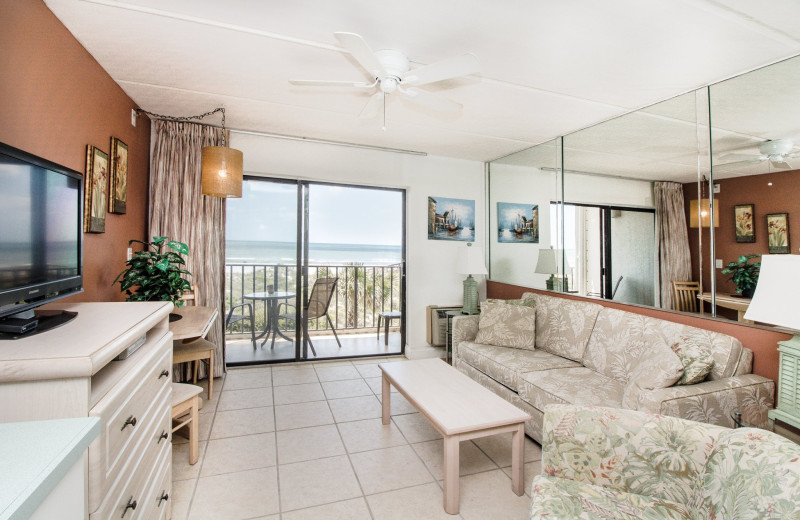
[452,292,774,442]
[530,404,800,519]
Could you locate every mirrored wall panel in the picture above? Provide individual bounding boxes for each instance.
[707,55,800,322]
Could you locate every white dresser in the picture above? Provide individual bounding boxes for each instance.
[0,302,174,520]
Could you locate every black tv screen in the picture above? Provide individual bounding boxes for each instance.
[0,143,83,318]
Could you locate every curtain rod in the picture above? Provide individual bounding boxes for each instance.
[138,111,427,156]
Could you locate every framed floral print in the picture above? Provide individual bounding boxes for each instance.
[109,137,128,214]
[734,204,755,243]
[84,145,108,233]
[766,213,790,253]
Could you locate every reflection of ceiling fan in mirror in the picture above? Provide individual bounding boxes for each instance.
[289,32,480,128]
[716,139,800,171]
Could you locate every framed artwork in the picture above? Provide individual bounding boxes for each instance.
[84,145,108,233]
[109,137,128,214]
[428,196,475,241]
[766,213,790,253]
[497,202,539,243]
[734,204,755,243]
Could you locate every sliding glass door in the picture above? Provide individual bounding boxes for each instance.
[225,178,406,365]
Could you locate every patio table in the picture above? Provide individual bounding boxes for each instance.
[243,291,296,348]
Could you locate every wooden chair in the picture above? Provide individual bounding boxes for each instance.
[672,281,701,313]
[171,383,203,465]
[173,286,215,400]
[278,277,342,356]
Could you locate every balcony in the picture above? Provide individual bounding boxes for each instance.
[225,262,403,364]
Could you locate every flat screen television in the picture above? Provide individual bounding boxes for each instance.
[0,142,83,337]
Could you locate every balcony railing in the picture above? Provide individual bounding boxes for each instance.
[224,263,402,337]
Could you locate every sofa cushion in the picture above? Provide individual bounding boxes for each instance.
[528,293,603,362]
[530,475,692,520]
[474,301,536,350]
[621,344,684,409]
[518,367,624,411]
[582,308,649,384]
[485,297,536,307]
[458,342,580,391]
[670,337,715,385]
[703,428,800,519]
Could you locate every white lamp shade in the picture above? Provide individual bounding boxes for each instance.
[743,255,800,330]
[456,244,488,275]
[535,248,557,275]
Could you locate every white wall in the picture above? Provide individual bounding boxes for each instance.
[231,133,486,356]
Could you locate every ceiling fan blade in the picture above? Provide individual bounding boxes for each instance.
[713,158,764,171]
[402,53,480,86]
[289,79,373,87]
[770,159,792,169]
[334,32,386,79]
[359,92,384,119]
[401,87,462,113]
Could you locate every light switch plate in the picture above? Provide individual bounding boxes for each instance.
[713,183,720,193]
[131,109,137,127]
[716,259,723,269]
[127,247,133,261]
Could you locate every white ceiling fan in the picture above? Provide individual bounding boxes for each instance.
[716,139,800,171]
[289,32,480,127]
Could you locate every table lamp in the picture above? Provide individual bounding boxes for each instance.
[743,254,800,429]
[535,248,563,291]
[456,243,487,315]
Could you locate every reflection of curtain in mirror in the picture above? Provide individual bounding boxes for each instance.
[654,182,691,309]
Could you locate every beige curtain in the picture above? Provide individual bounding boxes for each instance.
[654,181,692,310]
[149,120,226,378]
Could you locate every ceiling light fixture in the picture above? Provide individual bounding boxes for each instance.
[135,107,243,198]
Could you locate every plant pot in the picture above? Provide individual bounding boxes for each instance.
[741,287,755,299]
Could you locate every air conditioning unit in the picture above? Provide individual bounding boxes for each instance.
[426,305,462,346]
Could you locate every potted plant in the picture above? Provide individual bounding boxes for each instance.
[721,254,761,298]
[114,236,191,318]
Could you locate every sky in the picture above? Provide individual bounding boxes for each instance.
[226,180,403,246]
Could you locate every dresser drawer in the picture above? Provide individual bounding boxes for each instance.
[141,447,172,520]
[91,390,171,520]
[89,336,171,508]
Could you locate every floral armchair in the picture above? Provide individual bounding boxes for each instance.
[530,404,800,519]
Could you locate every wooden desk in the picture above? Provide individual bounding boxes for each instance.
[170,306,218,340]
[698,293,752,323]
[170,306,219,399]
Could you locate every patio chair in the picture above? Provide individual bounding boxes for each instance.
[278,277,342,356]
[225,301,256,349]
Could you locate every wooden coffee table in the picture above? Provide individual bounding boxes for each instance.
[379,359,531,514]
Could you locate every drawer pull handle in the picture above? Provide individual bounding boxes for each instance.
[159,369,170,379]
[158,492,169,506]
[121,415,137,430]
[158,430,169,443]
[122,496,137,518]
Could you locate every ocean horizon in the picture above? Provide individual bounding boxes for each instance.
[226,240,402,265]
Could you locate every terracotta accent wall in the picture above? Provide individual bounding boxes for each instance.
[0,1,150,302]
[487,280,791,383]
[684,170,800,320]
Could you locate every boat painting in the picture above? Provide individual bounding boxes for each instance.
[498,203,539,243]
[428,196,475,241]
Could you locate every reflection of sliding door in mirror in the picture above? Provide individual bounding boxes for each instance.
[562,203,655,305]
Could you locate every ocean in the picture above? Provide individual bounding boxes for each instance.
[226,240,402,265]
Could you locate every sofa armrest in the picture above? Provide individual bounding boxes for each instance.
[451,315,479,359]
[634,374,775,428]
[540,404,723,505]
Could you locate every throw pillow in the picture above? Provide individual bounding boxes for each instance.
[621,344,684,409]
[671,337,715,385]
[474,301,536,350]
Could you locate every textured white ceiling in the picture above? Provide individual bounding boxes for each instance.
[45,0,800,164]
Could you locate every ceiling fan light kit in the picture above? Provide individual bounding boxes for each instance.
[289,32,480,127]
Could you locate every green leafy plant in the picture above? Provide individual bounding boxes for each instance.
[721,254,761,294]
[114,236,191,306]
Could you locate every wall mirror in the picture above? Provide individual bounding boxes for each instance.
[706,54,800,322]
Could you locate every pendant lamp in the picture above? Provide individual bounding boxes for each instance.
[201,108,243,198]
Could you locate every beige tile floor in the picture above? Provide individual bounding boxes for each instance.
[172,358,541,520]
